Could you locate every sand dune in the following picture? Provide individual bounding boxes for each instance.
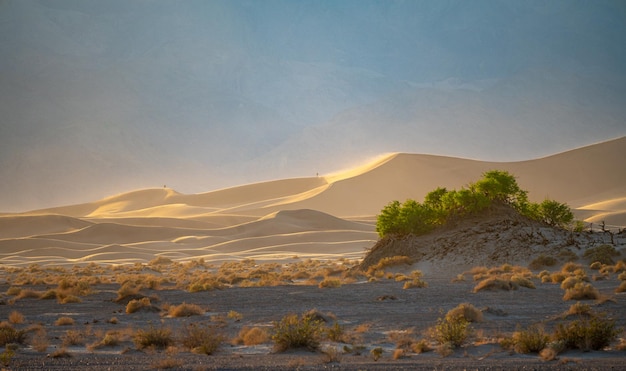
[2,137,624,267]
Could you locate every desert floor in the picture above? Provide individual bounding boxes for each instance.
[1,261,625,370]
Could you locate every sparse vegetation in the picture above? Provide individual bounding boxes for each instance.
[0,323,25,346]
[583,245,620,265]
[554,315,622,351]
[133,326,173,350]
[168,302,204,317]
[272,313,324,352]
[376,170,574,238]
[234,326,269,346]
[563,282,601,301]
[431,314,471,347]
[445,303,483,323]
[512,324,550,354]
[8,311,24,325]
[180,323,222,355]
[54,316,75,326]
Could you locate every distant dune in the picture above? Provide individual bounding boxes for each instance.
[1,137,624,267]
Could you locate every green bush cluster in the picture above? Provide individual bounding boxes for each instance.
[376,170,575,237]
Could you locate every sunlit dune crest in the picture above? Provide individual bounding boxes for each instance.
[1,137,625,267]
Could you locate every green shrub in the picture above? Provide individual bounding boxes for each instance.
[376,171,574,238]
[272,313,324,352]
[554,316,622,351]
[513,324,549,353]
[431,315,471,347]
[533,199,574,228]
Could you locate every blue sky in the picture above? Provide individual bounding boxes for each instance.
[1,0,625,211]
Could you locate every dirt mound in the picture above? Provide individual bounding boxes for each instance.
[360,203,606,271]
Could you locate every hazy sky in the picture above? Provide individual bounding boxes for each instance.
[1,0,625,211]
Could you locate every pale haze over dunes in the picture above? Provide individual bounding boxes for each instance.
[1,137,625,267]
[1,1,626,212]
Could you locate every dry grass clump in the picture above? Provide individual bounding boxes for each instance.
[168,302,204,317]
[559,302,592,319]
[149,256,174,266]
[15,289,43,300]
[5,286,21,296]
[116,282,142,302]
[562,282,601,301]
[187,277,225,292]
[512,324,550,354]
[511,275,536,289]
[411,338,432,354]
[561,262,584,274]
[227,310,243,321]
[89,330,124,350]
[126,297,160,314]
[180,323,223,355]
[318,278,342,288]
[134,326,173,350]
[8,311,24,325]
[366,255,413,277]
[233,326,270,346]
[403,278,428,289]
[445,303,483,323]
[62,330,84,346]
[30,328,49,352]
[560,276,583,290]
[473,277,517,292]
[272,313,324,352]
[54,316,75,326]
[589,261,603,270]
[387,328,416,350]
